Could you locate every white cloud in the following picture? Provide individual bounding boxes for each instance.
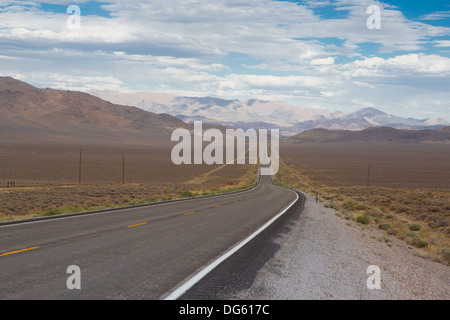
[420,10,450,21]
[0,0,449,120]
[4,71,123,91]
[311,57,335,65]
[434,40,450,48]
[345,54,450,76]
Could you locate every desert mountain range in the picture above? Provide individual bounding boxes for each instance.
[1,77,448,144]
[0,77,187,144]
[89,89,449,136]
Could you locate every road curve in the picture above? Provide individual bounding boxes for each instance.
[0,174,297,300]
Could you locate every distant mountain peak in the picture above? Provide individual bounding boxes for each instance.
[342,107,388,119]
[87,88,448,135]
[0,76,38,91]
[0,77,188,144]
[361,107,387,113]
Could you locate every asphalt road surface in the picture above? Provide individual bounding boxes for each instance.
[0,174,297,300]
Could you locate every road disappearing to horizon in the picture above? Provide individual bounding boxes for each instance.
[0,173,299,300]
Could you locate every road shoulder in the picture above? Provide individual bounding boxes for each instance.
[236,192,450,300]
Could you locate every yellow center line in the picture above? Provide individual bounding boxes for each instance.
[233,201,239,203]
[0,246,40,257]
[215,205,222,208]
[128,222,148,228]
[184,211,196,215]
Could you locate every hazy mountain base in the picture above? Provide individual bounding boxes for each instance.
[291,126,450,143]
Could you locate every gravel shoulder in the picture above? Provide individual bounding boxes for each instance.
[236,192,450,300]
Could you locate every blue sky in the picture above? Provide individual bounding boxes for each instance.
[0,0,449,120]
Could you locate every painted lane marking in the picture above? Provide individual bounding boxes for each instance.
[0,246,40,257]
[128,222,148,228]
[163,191,299,300]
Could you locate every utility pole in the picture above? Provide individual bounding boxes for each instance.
[79,148,82,185]
[122,155,125,185]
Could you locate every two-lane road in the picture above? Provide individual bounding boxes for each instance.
[0,174,297,299]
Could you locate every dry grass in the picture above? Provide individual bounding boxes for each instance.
[275,141,450,265]
[0,143,257,221]
[0,168,257,222]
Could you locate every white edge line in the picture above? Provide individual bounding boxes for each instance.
[162,190,299,300]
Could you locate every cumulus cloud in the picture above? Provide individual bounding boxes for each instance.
[434,40,450,47]
[3,71,123,91]
[420,10,450,21]
[311,57,335,65]
[0,0,449,119]
[340,54,450,78]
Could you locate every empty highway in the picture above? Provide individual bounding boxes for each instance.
[0,174,298,299]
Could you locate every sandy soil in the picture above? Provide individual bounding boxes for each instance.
[237,192,450,300]
[0,143,255,218]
